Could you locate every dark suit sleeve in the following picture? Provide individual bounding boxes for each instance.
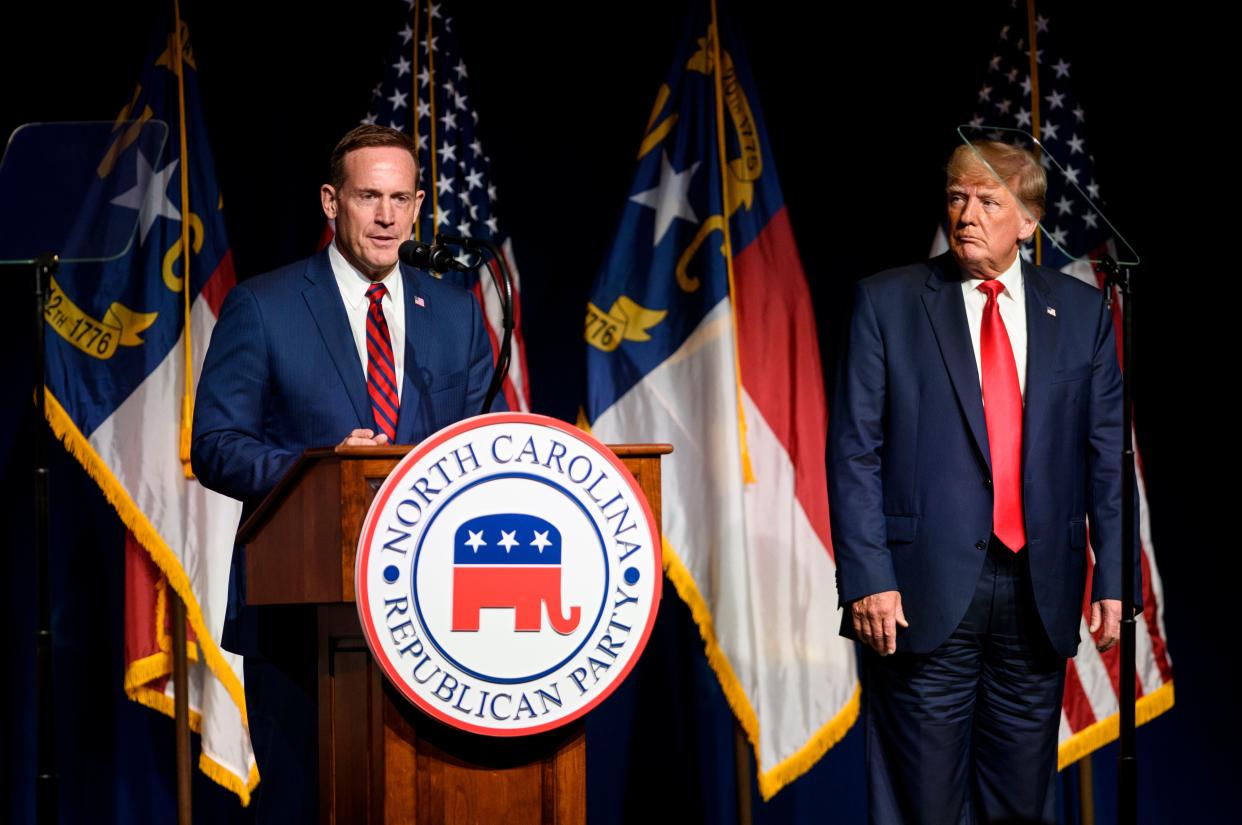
[464,291,509,414]
[827,281,899,604]
[1083,290,1143,608]
[191,284,299,503]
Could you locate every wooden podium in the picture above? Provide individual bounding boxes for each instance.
[237,443,670,824]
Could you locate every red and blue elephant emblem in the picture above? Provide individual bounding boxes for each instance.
[451,513,582,635]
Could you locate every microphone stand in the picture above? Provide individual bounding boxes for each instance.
[436,234,514,415]
[33,252,58,825]
[1097,254,1136,825]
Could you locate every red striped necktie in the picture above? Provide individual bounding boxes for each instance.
[365,283,399,443]
[978,279,1025,552]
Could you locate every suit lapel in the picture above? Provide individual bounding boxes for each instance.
[921,254,992,473]
[395,265,433,444]
[302,251,372,429]
[1021,262,1060,472]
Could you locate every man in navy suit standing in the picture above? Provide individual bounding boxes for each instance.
[827,141,1138,824]
[193,124,498,821]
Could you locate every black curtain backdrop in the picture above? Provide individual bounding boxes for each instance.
[2,1,1231,823]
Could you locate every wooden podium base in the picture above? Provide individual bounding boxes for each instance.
[318,604,586,824]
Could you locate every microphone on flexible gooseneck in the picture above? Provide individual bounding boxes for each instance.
[397,235,514,415]
[398,239,469,273]
[436,234,514,416]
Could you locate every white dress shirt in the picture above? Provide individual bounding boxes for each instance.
[329,242,406,402]
[960,253,1027,401]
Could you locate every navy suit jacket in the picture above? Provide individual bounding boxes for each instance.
[192,250,499,655]
[827,253,1140,657]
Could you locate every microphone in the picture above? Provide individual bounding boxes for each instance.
[398,239,469,273]
[401,233,515,416]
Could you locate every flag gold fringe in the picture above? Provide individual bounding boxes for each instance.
[43,388,256,805]
[124,573,203,720]
[126,681,204,733]
[199,754,260,807]
[126,676,261,806]
[125,650,180,690]
[138,574,203,664]
[1057,679,1174,770]
[662,536,860,800]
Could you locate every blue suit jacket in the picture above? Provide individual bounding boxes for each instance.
[827,253,1140,657]
[192,250,500,655]
[193,250,498,506]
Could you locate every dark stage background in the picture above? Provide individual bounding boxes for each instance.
[1,1,1231,822]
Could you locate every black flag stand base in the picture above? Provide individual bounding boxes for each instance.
[1097,255,1137,825]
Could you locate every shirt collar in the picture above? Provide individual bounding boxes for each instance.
[961,250,1024,301]
[328,241,403,310]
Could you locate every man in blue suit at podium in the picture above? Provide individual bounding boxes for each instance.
[827,141,1140,824]
[192,124,498,821]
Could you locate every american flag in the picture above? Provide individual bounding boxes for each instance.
[940,0,1175,770]
[358,0,530,411]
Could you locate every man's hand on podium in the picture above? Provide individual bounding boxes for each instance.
[338,429,391,447]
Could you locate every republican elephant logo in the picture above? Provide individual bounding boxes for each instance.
[450,513,582,635]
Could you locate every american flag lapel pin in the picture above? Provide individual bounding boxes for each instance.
[1046,306,1056,317]
[415,295,426,308]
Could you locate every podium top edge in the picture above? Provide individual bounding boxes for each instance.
[606,443,673,456]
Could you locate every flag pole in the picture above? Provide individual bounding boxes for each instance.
[1025,0,1042,267]
[707,0,755,485]
[1078,755,1097,825]
[171,593,193,825]
[706,3,756,820]
[170,3,195,821]
[172,0,195,479]
[733,724,754,825]
[425,0,441,238]
[411,0,422,241]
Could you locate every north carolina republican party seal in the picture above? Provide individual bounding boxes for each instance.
[355,412,662,736]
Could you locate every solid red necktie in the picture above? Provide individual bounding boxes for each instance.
[978,279,1025,552]
[365,283,399,443]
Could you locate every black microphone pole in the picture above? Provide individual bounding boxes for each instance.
[34,252,58,825]
[1098,254,1137,825]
